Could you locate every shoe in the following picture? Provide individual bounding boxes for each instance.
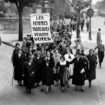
[54,82,58,87]
[89,82,91,88]
[41,89,44,92]
[67,84,70,88]
[19,81,22,86]
[54,84,58,87]
[37,83,40,87]
[29,89,31,93]
[74,86,78,91]
[89,85,91,88]
[81,88,85,92]
[99,65,101,68]
[74,88,77,91]
[26,89,28,93]
[33,83,39,88]
[45,90,49,94]
[49,86,51,92]
[99,63,101,68]
[45,87,49,94]
[61,87,64,93]
[68,76,73,80]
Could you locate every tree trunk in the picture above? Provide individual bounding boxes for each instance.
[89,17,92,40]
[76,12,80,39]
[77,21,80,39]
[18,8,23,41]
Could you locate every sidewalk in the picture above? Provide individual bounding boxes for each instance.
[71,31,97,51]
[1,32,22,47]
[0,31,97,48]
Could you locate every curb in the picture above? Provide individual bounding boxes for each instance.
[2,41,15,48]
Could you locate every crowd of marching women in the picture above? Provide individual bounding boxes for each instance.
[11,18,104,94]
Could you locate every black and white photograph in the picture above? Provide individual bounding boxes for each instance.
[0,0,105,105]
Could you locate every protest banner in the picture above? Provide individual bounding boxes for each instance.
[30,13,53,44]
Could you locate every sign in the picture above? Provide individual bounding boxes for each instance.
[87,8,94,18]
[30,13,53,44]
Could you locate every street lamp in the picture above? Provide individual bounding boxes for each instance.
[89,0,92,40]
[60,0,65,24]
[87,0,94,40]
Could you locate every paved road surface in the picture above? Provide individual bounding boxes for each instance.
[0,16,105,105]
[0,44,105,105]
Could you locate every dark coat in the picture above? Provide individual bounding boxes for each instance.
[57,62,66,87]
[96,44,105,64]
[69,58,85,86]
[13,53,25,81]
[86,54,97,81]
[43,57,55,86]
[34,57,44,83]
[24,62,36,89]
[82,56,90,73]
[12,49,18,67]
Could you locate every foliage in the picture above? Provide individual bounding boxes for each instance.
[3,0,41,41]
[0,1,7,13]
[95,0,105,10]
[49,0,55,3]
[66,0,90,12]
[65,0,90,39]
[4,0,40,9]
[3,0,55,41]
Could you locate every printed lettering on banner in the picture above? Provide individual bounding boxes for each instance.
[30,13,53,44]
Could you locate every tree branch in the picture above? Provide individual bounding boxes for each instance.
[14,0,19,9]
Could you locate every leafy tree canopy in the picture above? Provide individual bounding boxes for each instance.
[4,0,40,9]
[66,0,90,12]
[95,0,105,10]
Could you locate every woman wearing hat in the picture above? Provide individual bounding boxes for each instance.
[64,48,75,88]
[33,51,44,87]
[12,48,25,86]
[52,49,61,86]
[23,55,36,93]
[86,49,97,88]
[68,52,86,92]
[43,50,55,93]
[57,55,70,92]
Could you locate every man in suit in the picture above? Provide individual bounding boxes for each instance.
[97,28,101,45]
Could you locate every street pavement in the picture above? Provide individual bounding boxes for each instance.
[0,43,105,105]
[0,16,105,105]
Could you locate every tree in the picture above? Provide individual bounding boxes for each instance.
[95,0,105,15]
[0,1,7,14]
[49,0,55,3]
[4,0,40,41]
[66,0,90,38]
